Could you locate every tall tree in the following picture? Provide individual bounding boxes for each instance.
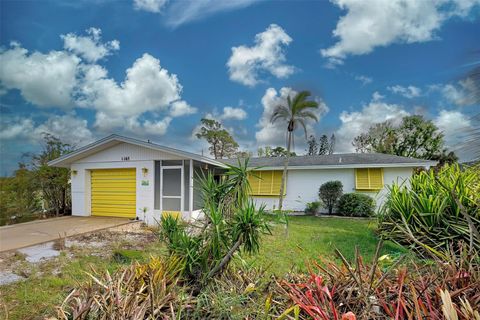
[353,115,446,159]
[31,134,73,216]
[196,118,239,159]
[270,90,320,211]
[318,134,329,155]
[306,135,318,155]
[328,133,336,155]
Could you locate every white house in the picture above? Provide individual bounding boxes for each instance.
[49,134,436,224]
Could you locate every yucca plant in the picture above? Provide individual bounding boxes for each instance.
[379,164,480,259]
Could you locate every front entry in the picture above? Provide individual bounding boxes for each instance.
[161,166,183,218]
[91,168,136,218]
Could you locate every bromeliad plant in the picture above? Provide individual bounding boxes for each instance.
[379,164,480,259]
[159,158,271,289]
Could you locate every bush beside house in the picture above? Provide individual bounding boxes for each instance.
[318,181,343,214]
[337,193,375,217]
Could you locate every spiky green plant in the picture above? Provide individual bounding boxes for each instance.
[379,164,480,259]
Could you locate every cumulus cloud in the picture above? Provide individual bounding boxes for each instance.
[335,94,410,152]
[227,24,295,86]
[164,0,259,28]
[0,114,94,146]
[434,110,472,151]
[169,100,197,117]
[431,78,478,106]
[0,43,80,108]
[255,87,328,147]
[321,0,480,66]
[220,106,247,120]
[133,0,168,13]
[61,27,119,62]
[388,85,422,98]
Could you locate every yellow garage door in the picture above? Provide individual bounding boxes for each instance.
[91,168,136,218]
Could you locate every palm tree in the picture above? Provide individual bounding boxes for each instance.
[271,90,320,211]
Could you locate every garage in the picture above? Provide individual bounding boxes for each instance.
[91,168,136,218]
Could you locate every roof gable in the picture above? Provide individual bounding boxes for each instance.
[48,134,226,168]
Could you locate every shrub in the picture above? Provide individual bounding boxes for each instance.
[337,193,375,217]
[318,181,343,214]
[304,201,321,215]
[279,242,480,320]
[379,164,480,259]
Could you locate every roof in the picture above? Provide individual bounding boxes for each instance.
[48,134,227,168]
[220,153,437,169]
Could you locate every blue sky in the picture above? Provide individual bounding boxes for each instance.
[1,0,479,175]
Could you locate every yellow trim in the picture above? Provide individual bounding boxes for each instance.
[355,168,384,191]
[91,168,136,218]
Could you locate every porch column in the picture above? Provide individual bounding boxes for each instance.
[189,159,193,214]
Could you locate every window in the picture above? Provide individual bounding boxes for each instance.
[248,170,284,196]
[355,168,384,190]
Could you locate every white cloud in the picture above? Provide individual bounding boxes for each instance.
[133,0,168,13]
[33,114,94,146]
[0,43,80,108]
[335,95,410,152]
[255,87,328,147]
[165,0,259,28]
[227,24,295,86]
[388,85,422,98]
[220,106,247,120]
[143,117,172,135]
[431,78,478,106]
[434,110,472,150]
[321,0,480,65]
[61,27,119,62]
[354,75,372,85]
[0,114,94,147]
[169,100,197,117]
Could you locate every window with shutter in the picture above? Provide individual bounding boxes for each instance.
[355,168,384,190]
[248,170,284,196]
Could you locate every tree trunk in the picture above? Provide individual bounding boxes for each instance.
[278,130,292,212]
[206,237,243,280]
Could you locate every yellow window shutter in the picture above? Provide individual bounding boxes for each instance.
[355,168,383,190]
[368,168,384,189]
[248,170,283,196]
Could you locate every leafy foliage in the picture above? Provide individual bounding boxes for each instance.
[337,193,375,217]
[353,115,450,160]
[279,242,480,320]
[304,201,321,215]
[379,164,480,259]
[58,256,185,319]
[159,159,271,288]
[195,118,239,159]
[318,181,343,214]
[257,146,296,157]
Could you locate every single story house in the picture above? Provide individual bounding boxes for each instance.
[221,154,437,212]
[49,134,436,224]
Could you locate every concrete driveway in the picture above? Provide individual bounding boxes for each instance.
[0,216,133,252]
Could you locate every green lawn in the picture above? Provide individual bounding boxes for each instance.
[245,215,406,275]
[0,216,404,319]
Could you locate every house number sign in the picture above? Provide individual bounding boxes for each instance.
[121,156,130,161]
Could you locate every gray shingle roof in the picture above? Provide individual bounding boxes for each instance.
[220,153,436,168]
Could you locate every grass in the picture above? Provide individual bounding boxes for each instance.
[0,216,405,319]
[243,215,406,275]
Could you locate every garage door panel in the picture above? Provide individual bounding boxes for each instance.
[91,168,136,218]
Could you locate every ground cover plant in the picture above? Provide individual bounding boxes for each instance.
[379,164,480,259]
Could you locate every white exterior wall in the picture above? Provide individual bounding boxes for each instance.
[252,167,413,213]
[70,142,187,225]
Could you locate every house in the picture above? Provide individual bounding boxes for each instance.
[222,153,437,212]
[49,134,436,224]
